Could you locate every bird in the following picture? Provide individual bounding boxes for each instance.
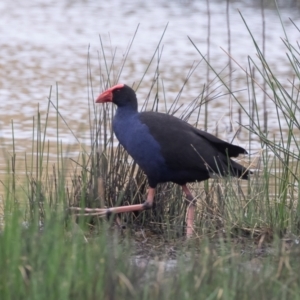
[72,84,251,237]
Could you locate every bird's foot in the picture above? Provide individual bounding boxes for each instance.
[69,202,151,218]
[68,207,109,217]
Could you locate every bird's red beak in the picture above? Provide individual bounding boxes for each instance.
[96,84,125,103]
[96,90,112,103]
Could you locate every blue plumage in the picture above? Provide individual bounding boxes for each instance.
[113,106,170,186]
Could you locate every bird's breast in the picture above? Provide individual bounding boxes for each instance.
[112,112,167,177]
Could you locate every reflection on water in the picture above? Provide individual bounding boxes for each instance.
[0,0,299,169]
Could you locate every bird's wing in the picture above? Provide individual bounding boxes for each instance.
[192,129,247,157]
[139,111,246,173]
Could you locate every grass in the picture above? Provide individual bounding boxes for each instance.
[2,9,300,300]
[1,209,300,299]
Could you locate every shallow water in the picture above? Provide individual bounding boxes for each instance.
[1,1,299,134]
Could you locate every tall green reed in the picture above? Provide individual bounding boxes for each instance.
[188,10,300,236]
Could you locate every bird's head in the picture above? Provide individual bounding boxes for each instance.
[96,84,138,110]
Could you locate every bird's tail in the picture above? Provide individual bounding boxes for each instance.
[229,159,251,179]
[213,156,251,180]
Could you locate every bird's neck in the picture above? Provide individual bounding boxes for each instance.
[113,106,139,144]
[115,105,138,119]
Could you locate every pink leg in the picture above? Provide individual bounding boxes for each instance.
[182,185,196,237]
[70,188,155,217]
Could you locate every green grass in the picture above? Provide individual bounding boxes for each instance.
[1,209,300,300]
[2,9,300,300]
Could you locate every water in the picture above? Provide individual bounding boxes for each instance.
[0,0,299,162]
